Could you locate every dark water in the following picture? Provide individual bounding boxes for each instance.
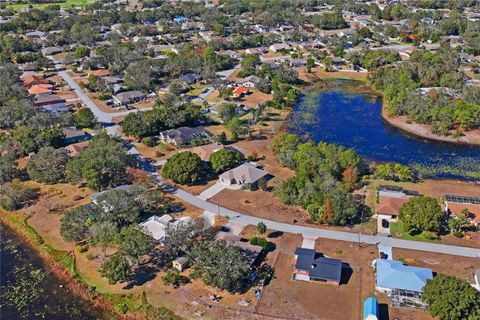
[0,224,109,320]
[290,89,480,180]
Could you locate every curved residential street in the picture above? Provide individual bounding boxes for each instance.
[169,187,480,258]
[58,62,480,259]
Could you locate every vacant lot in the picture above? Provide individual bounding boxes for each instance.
[393,248,479,282]
[256,250,361,320]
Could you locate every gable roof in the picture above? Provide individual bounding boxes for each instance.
[376,259,433,292]
[376,195,409,216]
[294,247,342,282]
[140,215,192,241]
[232,87,250,95]
[64,141,89,157]
[215,231,263,265]
[160,126,208,145]
[28,84,53,95]
[219,162,267,184]
[188,143,224,161]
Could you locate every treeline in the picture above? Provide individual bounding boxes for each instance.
[370,48,480,136]
[272,134,369,226]
[120,98,204,138]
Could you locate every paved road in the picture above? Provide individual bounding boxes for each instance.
[54,62,480,259]
[58,70,135,123]
[169,187,480,258]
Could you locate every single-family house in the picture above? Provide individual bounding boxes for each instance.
[269,43,291,52]
[64,141,89,157]
[28,84,53,95]
[173,257,189,272]
[215,231,262,266]
[23,74,49,87]
[444,194,480,224]
[159,126,209,146]
[231,86,250,98]
[33,94,68,113]
[113,90,145,106]
[178,73,201,85]
[139,215,192,243]
[219,162,268,186]
[188,143,225,161]
[236,75,261,88]
[174,16,187,24]
[374,259,433,309]
[41,46,63,56]
[293,247,342,285]
[289,58,307,67]
[62,127,91,145]
[376,185,419,220]
[245,47,267,55]
[91,184,134,205]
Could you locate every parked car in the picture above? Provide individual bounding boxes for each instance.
[382,219,390,228]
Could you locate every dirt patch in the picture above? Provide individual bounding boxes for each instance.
[297,66,369,83]
[256,250,361,320]
[210,188,308,225]
[239,91,273,108]
[393,248,479,282]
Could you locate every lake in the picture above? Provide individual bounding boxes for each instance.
[290,87,480,180]
[0,224,111,320]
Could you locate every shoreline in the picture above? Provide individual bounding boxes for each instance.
[381,103,480,146]
[0,213,146,320]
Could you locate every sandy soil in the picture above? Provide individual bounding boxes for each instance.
[369,178,480,199]
[382,107,480,145]
[297,66,370,83]
[238,90,273,108]
[393,248,479,283]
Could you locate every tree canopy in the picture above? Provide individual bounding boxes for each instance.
[399,196,443,233]
[162,151,203,185]
[188,240,250,293]
[423,275,480,320]
[66,133,131,191]
[26,147,69,184]
[208,148,243,173]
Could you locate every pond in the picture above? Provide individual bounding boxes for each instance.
[0,224,112,320]
[290,87,480,180]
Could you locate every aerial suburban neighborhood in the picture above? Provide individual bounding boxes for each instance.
[0,0,479,320]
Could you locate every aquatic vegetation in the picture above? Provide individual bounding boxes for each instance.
[290,88,480,180]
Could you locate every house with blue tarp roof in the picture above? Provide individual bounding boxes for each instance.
[375,259,433,309]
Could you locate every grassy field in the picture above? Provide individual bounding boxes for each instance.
[5,0,96,10]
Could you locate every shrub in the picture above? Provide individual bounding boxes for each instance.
[249,237,268,249]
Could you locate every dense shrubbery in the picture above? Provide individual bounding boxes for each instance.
[371,48,480,136]
[272,134,366,226]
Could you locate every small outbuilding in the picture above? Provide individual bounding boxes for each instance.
[173,257,189,272]
[363,297,379,320]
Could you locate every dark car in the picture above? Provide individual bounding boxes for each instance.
[382,219,390,228]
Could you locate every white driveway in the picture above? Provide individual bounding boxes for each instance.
[198,181,227,200]
[301,236,317,249]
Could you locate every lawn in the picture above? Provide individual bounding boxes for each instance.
[6,0,96,10]
[390,221,438,243]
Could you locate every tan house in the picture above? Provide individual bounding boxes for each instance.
[219,162,267,185]
[188,143,225,161]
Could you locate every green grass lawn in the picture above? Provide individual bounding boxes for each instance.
[390,220,438,242]
[6,0,96,10]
